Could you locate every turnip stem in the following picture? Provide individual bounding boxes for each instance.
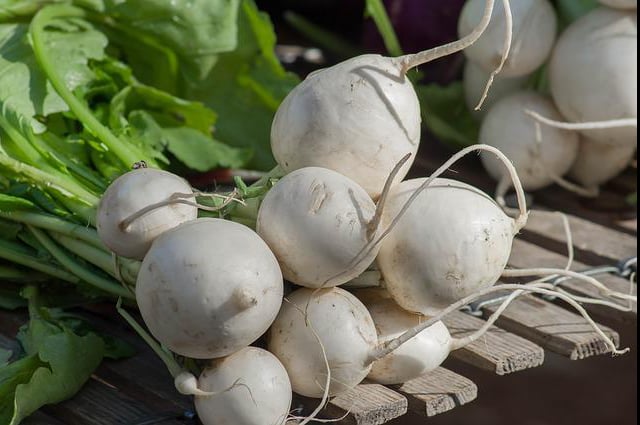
[367,282,627,364]
[525,110,638,130]
[0,210,102,247]
[475,0,513,110]
[397,0,505,74]
[0,238,79,283]
[28,226,134,299]
[116,298,183,378]
[29,4,153,169]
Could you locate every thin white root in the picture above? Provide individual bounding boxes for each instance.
[369,153,412,238]
[284,298,332,425]
[559,212,574,271]
[397,0,502,73]
[367,282,628,363]
[119,190,243,231]
[526,110,638,130]
[501,267,638,302]
[475,0,513,110]
[532,121,599,198]
[174,372,255,400]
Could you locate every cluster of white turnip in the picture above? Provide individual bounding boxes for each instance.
[461,0,637,201]
[94,1,635,424]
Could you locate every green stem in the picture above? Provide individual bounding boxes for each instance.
[0,238,79,283]
[0,264,47,281]
[0,210,102,247]
[365,0,404,57]
[116,298,182,378]
[29,4,155,169]
[0,153,98,223]
[27,226,134,299]
[51,233,139,285]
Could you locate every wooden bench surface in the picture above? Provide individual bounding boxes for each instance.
[1,141,636,425]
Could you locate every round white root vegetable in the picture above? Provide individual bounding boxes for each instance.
[192,347,292,425]
[377,178,517,315]
[568,138,637,189]
[97,168,197,260]
[598,0,637,9]
[268,287,378,398]
[271,0,509,197]
[458,0,557,77]
[479,91,579,192]
[356,289,451,385]
[256,167,378,288]
[136,218,283,359]
[463,60,528,118]
[549,7,637,145]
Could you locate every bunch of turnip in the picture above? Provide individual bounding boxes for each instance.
[459,0,637,198]
[93,1,635,423]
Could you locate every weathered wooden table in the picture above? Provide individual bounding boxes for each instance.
[1,141,636,425]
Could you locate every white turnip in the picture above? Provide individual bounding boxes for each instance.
[376,177,518,315]
[188,347,292,425]
[271,0,510,197]
[458,0,557,77]
[568,138,637,189]
[479,91,579,194]
[268,287,378,398]
[256,166,378,288]
[136,218,283,359]
[549,7,637,146]
[97,168,197,260]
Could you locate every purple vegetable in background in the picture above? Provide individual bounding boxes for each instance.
[363,0,467,84]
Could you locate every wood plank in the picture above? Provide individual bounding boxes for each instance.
[391,367,477,417]
[522,209,637,265]
[321,382,408,425]
[44,376,186,425]
[444,310,545,375]
[509,238,636,322]
[482,295,621,360]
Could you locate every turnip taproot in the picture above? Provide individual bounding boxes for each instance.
[97,168,197,260]
[271,0,511,197]
[549,7,637,146]
[186,347,292,425]
[256,166,380,288]
[463,60,527,118]
[136,218,283,359]
[458,0,557,77]
[479,91,579,194]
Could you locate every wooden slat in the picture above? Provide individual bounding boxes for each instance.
[391,367,477,417]
[522,210,637,265]
[321,382,408,425]
[482,295,620,360]
[509,238,636,322]
[21,411,66,425]
[444,311,545,375]
[44,377,185,425]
